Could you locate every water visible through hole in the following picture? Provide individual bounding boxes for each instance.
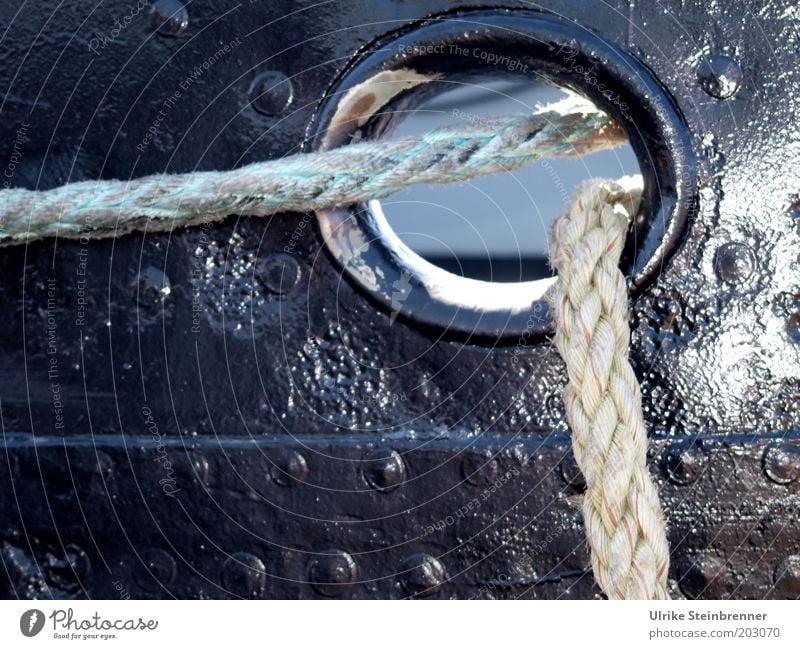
[379,79,640,282]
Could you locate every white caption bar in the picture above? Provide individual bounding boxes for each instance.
[2,600,798,647]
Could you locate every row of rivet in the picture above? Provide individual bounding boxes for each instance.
[132,542,798,598]
[131,253,301,308]
[127,446,504,491]
[651,443,800,486]
[129,1,298,118]
[62,525,797,598]
[271,448,501,491]
[675,553,800,599]
[147,3,745,111]
[131,441,797,491]
[559,444,800,488]
[134,547,446,597]
[222,549,448,597]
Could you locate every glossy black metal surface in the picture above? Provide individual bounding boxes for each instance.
[0,0,798,599]
[309,10,696,337]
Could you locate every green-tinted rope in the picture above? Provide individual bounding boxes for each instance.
[0,98,624,245]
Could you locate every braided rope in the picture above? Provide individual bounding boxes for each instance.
[0,97,671,598]
[0,98,623,245]
[548,179,670,600]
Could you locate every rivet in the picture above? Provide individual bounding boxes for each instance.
[714,242,755,284]
[149,0,189,37]
[177,450,210,487]
[308,550,357,597]
[410,376,442,406]
[762,444,800,484]
[93,451,114,478]
[221,552,267,598]
[257,253,301,296]
[461,450,499,487]
[559,452,586,491]
[131,267,171,306]
[63,543,91,581]
[399,553,446,597]
[134,548,177,591]
[664,445,708,485]
[773,555,800,597]
[362,448,406,492]
[85,450,114,493]
[270,450,309,487]
[249,71,294,117]
[675,555,729,599]
[696,53,742,99]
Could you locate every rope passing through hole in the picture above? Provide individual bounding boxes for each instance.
[0,97,622,245]
[0,97,670,598]
[548,179,671,599]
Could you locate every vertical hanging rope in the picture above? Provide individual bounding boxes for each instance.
[548,178,671,599]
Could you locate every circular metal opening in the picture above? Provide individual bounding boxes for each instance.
[379,78,642,283]
[308,10,695,340]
